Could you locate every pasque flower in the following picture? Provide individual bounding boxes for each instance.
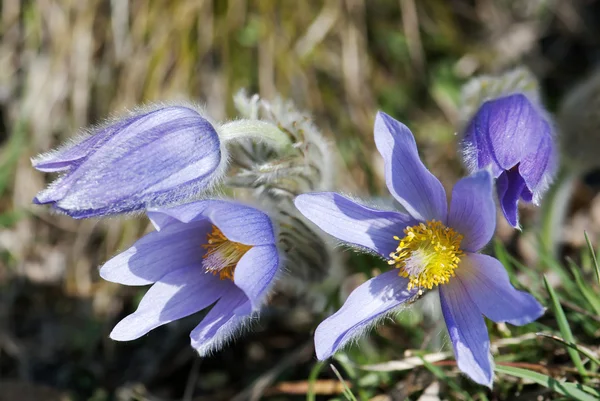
[462,93,557,227]
[295,112,544,387]
[33,106,225,218]
[99,199,280,354]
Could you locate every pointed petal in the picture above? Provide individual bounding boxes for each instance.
[190,286,251,355]
[521,186,533,203]
[33,176,71,205]
[100,220,211,285]
[439,281,494,387]
[519,130,557,204]
[148,200,275,246]
[109,265,231,341]
[448,170,496,252]
[456,253,545,325]
[374,112,448,221]
[31,113,147,172]
[234,245,279,310]
[295,192,417,258]
[32,133,103,173]
[314,271,417,360]
[496,169,526,228]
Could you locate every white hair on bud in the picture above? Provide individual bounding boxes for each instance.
[459,66,541,129]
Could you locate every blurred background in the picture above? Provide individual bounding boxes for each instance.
[1,1,600,400]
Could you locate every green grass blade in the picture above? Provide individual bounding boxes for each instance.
[493,239,515,278]
[329,364,357,401]
[306,361,326,401]
[584,232,600,285]
[0,118,27,196]
[495,365,600,401]
[539,250,579,294]
[537,333,600,366]
[420,358,474,400]
[0,210,25,228]
[566,258,600,315]
[543,276,587,376]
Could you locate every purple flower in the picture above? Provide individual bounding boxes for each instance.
[295,112,544,387]
[99,199,279,355]
[462,93,557,227]
[32,106,224,218]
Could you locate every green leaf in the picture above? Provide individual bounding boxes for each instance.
[495,365,600,401]
[584,232,600,285]
[543,276,587,376]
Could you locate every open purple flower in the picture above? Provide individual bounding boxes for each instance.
[99,199,279,355]
[462,93,557,227]
[32,106,224,218]
[295,112,544,387]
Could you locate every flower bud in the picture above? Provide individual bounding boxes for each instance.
[461,93,557,227]
[33,105,225,218]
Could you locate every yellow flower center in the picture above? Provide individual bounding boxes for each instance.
[388,220,464,292]
[202,225,252,281]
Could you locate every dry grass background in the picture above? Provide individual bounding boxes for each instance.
[1,1,600,400]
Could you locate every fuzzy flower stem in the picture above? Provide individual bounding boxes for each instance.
[220,120,292,150]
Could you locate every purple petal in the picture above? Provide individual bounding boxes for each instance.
[439,280,493,387]
[521,186,534,203]
[100,219,211,286]
[190,286,251,355]
[109,265,231,341]
[295,192,417,258]
[456,253,544,325]
[448,170,496,252]
[34,106,222,218]
[31,111,158,172]
[314,270,418,360]
[374,112,448,222]
[519,130,557,204]
[496,168,527,228]
[463,94,542,174]
[32,133,107,173]
[148,200,275,246]
[233,245,279,311]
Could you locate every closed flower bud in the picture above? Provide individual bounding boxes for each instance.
[461,93,557,227]
[229,91,340,307]
[229,90,334,200]
[32,105,226,218]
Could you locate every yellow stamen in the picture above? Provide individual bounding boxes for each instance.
[388,220,463,291]
[202,225,252,281]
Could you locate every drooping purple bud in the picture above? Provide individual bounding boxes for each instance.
[462,93,557,227]
[32,106,224,218]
